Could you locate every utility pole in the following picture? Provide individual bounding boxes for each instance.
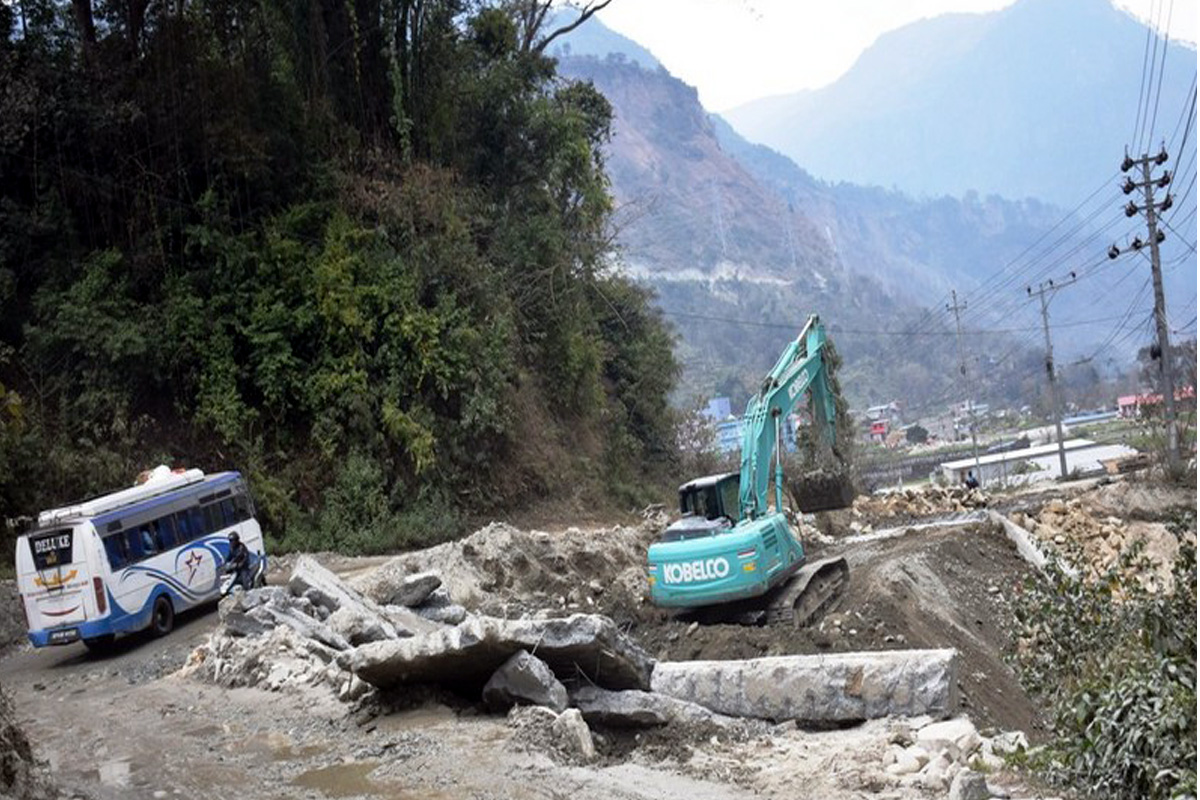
[947,291,982,485]
[1109,146,1178,470]
[1027,273,1080,480]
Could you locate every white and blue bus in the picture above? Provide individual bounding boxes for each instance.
[14,468,267,649]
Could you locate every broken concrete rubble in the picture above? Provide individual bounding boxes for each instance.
[381,571,443,608]
[349,613,654,692]
[650,649,959,724]
[482,650,569,713]
[569,686,743,729]
[289,555,442,639]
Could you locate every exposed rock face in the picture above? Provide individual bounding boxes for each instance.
[650,649,959,723]
[482,651,569,713]
[569,686,741,729]
[349,614,655,691]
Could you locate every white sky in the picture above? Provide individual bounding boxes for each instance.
[596,0,1198,111]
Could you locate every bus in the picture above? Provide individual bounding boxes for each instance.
[14,468,267,650]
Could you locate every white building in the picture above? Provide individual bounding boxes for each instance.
[938,439,1138,487]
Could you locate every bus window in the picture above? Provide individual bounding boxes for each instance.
[103,534,129,569]
[233,493,251,521]
[219,498,237,527]
[174,510,192,542]
[152,517,177,551]
[138,525,157,558]
[203,504,221,534]
[187,507,206,538]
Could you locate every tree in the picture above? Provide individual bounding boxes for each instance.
[906,424,929,445]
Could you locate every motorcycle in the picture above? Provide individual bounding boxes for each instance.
[219,553,267,598]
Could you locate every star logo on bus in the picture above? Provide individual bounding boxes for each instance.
[185,552,203,585]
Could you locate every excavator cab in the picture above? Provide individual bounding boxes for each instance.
[656,473,740,544]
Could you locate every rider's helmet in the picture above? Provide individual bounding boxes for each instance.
[228,531,240,544]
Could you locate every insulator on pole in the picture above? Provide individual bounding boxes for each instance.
[1122,177,1137,194]
[1108,244,1120,259]
[1125,201,1139,217]
[1121,153,1135,172]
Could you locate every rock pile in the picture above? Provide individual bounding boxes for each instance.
[853,486,989,521]
[186,555,656,708]
[349,521,656,620]
[1007,497,1182,588]
[881,715,1027,795]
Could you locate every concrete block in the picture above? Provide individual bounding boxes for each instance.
[650,649,958,724]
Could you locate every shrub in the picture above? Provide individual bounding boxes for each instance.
[1010,519,1196,799]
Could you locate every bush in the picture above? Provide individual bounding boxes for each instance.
[1010,519,1197,799]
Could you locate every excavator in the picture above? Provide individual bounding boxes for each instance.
[647,314,854,626]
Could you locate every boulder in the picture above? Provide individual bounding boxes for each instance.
[948,769,990,800]
[382,571,443,607]
[413,603,468,626]
[328,606,394,647]
[550,709,595,762]
[569,686,741,729]
[916,717,981,760]
[349,614,654,691]
[482,651,569,713]
[650,649,958,724]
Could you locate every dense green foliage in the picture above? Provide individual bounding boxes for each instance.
[1010,519,1197,799]
[0,0,679,554]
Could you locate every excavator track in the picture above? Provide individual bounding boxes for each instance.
[765,556,849,627]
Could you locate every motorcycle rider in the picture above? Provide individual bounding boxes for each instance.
[224,531,253,592]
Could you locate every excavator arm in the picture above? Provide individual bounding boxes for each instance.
[737,315,842,520]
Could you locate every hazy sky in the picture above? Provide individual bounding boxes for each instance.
[596,0,1198,111]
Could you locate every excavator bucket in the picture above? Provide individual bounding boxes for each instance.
[790,468,857,513]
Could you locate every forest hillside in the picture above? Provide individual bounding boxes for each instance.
[0,1,679,552]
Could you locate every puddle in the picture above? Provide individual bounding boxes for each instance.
[292,761,383,798]
[376,704,458,733]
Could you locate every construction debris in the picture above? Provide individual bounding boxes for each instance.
[482,650,569,713]
[348,613,654,692]
[853,486,989,520]
[569,686,745,730]
[650,649,959,724]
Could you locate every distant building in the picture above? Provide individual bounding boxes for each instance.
[865,401,902,422]
[1117,386,1196,418]
[702,396,733,422]
[939,439,1138,487]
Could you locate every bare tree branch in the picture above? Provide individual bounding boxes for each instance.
[522,0,613,55]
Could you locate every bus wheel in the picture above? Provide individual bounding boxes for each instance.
[151,596,175,637]
[83,634,116,653]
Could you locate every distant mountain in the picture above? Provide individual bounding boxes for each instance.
[546,10,661,71]
[559,54,1059,411]
[724,0,1196,206]
[554,13,1189,414]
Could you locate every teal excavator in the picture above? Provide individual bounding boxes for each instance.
[647,314,854,625]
